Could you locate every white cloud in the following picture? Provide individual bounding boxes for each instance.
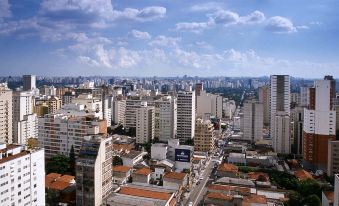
[128,29,151,40]
[113,6,166,22]
[266,16,297,33]
[149,35,180,47]
[0,0,11,18]
[239,10,265,24]
[175,19,214,33]
[212,10,239,25]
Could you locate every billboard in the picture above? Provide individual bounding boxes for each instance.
[175,149,191,162]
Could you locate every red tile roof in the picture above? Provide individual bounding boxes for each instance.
[113,165,132,173]
[164,172,187,180]
[119,186,172,201]
[294,169,313,181]
[206,192,233,201]
[247,172,269,182]
[217,163,238,173]
[133,168,152,176]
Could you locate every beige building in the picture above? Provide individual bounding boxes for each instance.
[154,96,177,142]
[243,99,263,143]
[328,141,339,176]
[112,98,126,125]
[136,102,155,144]
[76,135,112,206]
[194,118,215,152]
[48,96,62,114]
[259,85,270,126]
[196,91,223,118]
[0,83,12,143]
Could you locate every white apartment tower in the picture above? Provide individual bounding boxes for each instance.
[177,91,196,143]
[154,96,177,142]
[243,99,263,143]
[0,83,12,143]
[196,91,223,118]
[12,90,35,143]
[38,114,107,158]
[136,102,155,144]
[270,75,291,153]
[17,113,38,144]
[76,135,112,206]
[0,143,45,206]
[23,75,36,91]
[112,98,126,125]
[125,97,142,131]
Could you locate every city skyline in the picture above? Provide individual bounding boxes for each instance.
[1,0,339,77]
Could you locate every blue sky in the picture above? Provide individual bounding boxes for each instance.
[0,0,339,77]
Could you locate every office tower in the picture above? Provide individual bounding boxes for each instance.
[12,90,34,143]
[0,143,45,206]
[17,113,38,144]
[195,83,203,96]
[243,99,263,143]
[23,74,36,91]
[47,96,62,114]
[270,75,291,153]
[112,98,126,125]
[303,76,336,170]
[291,107,304,155]
[76,135,112,206]
[328,141,339,176]
[196,91,223,118]
[0,83,12,143]
[259,85,270,126]
[38,114,107,158]
[125,97,142,131]
[177,91,195,143]
[154,96,177,142]
[136,102,155,144]
[194,118,215,152]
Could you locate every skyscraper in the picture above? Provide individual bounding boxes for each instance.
[259,85,270,126]
[303,76,336,170]
[154,96,177,142]
[23,74,36,91]
[243,99,263,143]
[177,90,195,143]
[136,102,155,144]
[270,75,291,153]
[0,83,12,143]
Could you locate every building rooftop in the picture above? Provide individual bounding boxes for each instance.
[122,150,146,159]
[247,172,269,182]
[208,184,251,194]
[164,172,187,180]
[294,169,313,181]
[323,191,334,203]
[243,194,267,205]
[118,186,172,201]
[133,168,152,176]
[217,163,239,173]
[113,165,133,173]
[45,173,75,191]
[206,192,233,201]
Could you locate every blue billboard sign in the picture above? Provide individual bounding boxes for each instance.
[175,149,191,162]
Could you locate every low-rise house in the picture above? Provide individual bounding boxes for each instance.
[121,150,147,167]
[163,172,188,190]
[105,184,177,206]
[113,166,133,186]
[294,169,314,181]
[132,168,152,184]
[45,173,76,205]
[217,163,239,178]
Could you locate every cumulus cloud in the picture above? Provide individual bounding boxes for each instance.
[239,10,265,24]
[190,2,222,12]
[149,35,180,47]
[266,16,297,33]
[113,6,166,22]
[175,19,214,33]
[128,29,151,40]
[0,0,11,18]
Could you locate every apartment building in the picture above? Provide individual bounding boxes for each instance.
[194,118,215,152]
[177,91,195,143]
[196,91,223,118]
[243,99,263,143]
[0,143,45,206]
[17,113,38,144]
[112,98,126,125]
[136,102,155,144]
[328,141,339,176]
[154,96,177,142]
[0,83,12,143]
[259,85,270,126]
[76,135,112,206]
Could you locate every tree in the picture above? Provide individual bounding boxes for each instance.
[302,194,321,206]
[26,138,39,149]
[298,179,321,198]
[126,127,136,137]
[183,138,194,146]
[143,141,152,154]
[46,155,70,174]
[113,156,123,166]
[46,190,60,206]
[69,145,76,176]
[286,191,301,206]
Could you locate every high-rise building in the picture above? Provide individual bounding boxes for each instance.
[38,114,107,158]
[243,99,263,143]
[291,107,304,155]
[259,85,270,126]
[335,174,339,206]
[62,91,76,105]
[76,135,112,206]
[136,102,155,144]
[270,75,291,153]
[0,143,45,206]
[12,90,34,143]
[300,86,310,107]
[154,96,177,142]
[47,96,62,114]
[177,91,195,143]
[194,118,215,152]
[303,76,336,170]
[17,113,38,144]
[0,83,12,143]
[23,74,36,91]
[327,141,339,176]
[196,91,223,118]
[112,98,126,125]
[125,97,142,131]
[195,83,203,96]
